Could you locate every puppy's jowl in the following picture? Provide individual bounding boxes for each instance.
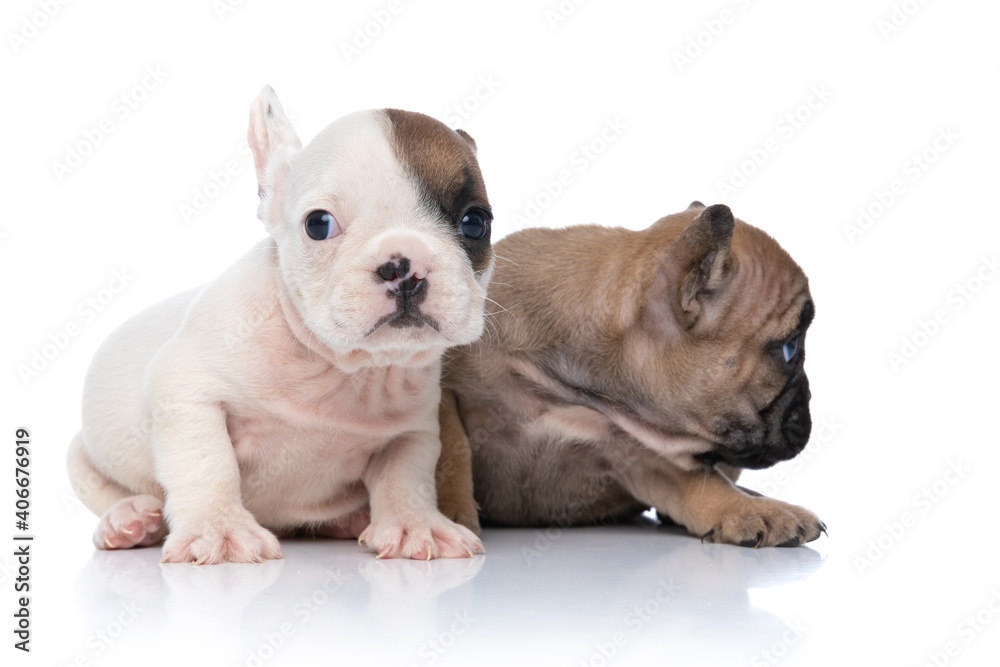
[441,202,825,548]
[67,86,493,563]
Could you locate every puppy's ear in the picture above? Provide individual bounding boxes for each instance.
[455,129,477,155]
[248,85,301,201]
[669,204,736,326]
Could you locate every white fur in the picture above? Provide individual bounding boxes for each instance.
[67,86,489,563]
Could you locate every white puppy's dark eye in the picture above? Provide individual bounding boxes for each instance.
[459,209,490,240]
[782,335,800,363]
[304,210,342,241]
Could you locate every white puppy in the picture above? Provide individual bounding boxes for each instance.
[67,86,493,563]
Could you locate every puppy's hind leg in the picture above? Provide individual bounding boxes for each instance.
[67,433,166,550]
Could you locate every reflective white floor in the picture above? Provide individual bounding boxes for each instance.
[22,488,1000,667]
[33,520,824,666]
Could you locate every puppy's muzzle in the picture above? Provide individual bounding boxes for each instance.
[370,256,439,332]
[697,373,812,470]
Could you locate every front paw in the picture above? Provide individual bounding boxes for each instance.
[161,509,283,564]
[698,496,826,548]
[358,511,484,560]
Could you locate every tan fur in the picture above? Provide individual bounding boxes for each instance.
[438,203,825,547]
[435,389,481,534]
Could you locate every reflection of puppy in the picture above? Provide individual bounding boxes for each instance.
[440,203,824,547]
[67,86,493,563]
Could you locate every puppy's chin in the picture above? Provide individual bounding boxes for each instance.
[331,345,447,372]
[316,313,486,372]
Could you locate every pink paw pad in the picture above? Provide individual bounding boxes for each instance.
[94,495,165,550]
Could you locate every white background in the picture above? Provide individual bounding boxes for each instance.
[2,1,999,665]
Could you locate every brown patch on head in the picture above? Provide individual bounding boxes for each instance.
[383,109,493,273]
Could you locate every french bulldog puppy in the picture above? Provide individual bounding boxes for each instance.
[439,203,825,547]
[67,86,493,563]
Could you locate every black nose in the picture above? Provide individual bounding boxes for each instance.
[377,257,424,295]
[377,257,410,282]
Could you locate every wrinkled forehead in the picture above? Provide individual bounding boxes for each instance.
[730,222,813,339]
[284,109,487,223]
